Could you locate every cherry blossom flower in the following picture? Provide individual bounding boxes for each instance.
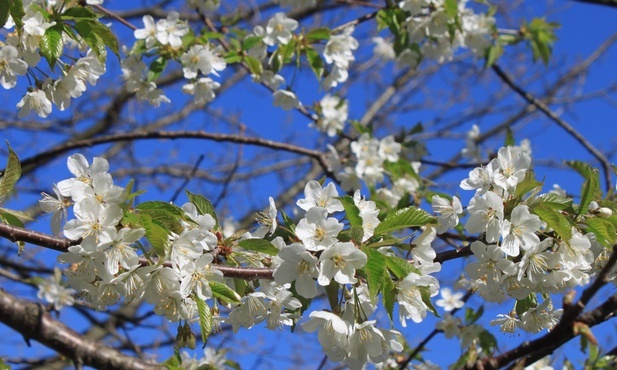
[273,89,300,110]
[318,242,367,285]
[37,267,75,310]
[296,207,343,251]
[436,288,465,312]
[273,243,319,298]
[396,271,439,327]
[253,196,277,238]
[432,195,463,234]
[0,45,28,89]
[155,12,189,48]
[501,205,541,257]
[263,12,298,46]
[17,89,52,118]
[296,180,344,213]
[134,15,158,48]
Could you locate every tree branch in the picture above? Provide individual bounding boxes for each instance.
[0,288,162,370]
[14,130,337,181]
[491,64,613,192]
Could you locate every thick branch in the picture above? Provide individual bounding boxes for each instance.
[0,288,162,370]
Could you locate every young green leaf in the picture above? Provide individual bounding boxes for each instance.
[337,195,363,227]
[73,20,107,64]
[374,206,437,235]
[244,55,263,76]
[195,297,212,346]
[515,293,538,316]
[61,5,99,20]
[578,170,600,217]
[585,217,616,248]
[384,255,419,279]
[185,190,219,228]
[382,273,396,322]
[39,23,64,71]
[0,141,21,198]
[305,27,330,42]
[532,205,572,245]
[238,239,279,256]
[139,213,170,258]
[209,281,241,305]
[361,247,386,300]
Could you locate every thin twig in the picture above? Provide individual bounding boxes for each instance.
[491,64,613,192]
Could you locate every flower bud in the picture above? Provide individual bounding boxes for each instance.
[597,207,613,218]
[176,322,196,350]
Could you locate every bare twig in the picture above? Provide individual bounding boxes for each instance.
[491,64,613,192]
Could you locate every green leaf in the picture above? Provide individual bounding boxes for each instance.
[195,297,212,346]
[532,205,572,244]
[529,193,574,213]
[419,286,439,317]
[8,0,25,29]
[136,201,186,233]
[147,56,167,82]
[0,358,10,370]
[485,42,503,68]
[384,255,419,279]
[209,281,241,305]
[244,55,263,76]
[444,0,458,19]
[269,50,283,73]
[524,18,559,65]
[382,273,395,321]
[0,2,9,29]
[585,217,616,248]
[242,35,262,51]
[0,141,21,198]
[513,171,542,199]
[566,160,595,179]
[280,209,296,233]
[374,206,437,235]
[40,23,65,69]
[505,127,515,146]
[305,27,330,42]
[0,210,24,228]
[337,195,363,227]
[61,5,99,20]
[139,214,170,257]
[305,46,324,79]
[383,159,420,181]
[361,247,385,300]
[578,170,600,217]
[73,20,107,64]
[185,190,219,228]
[0,207,32,222]
[464,305,484,325]
[238,239,279,256]
[325,279,340,312]
[478,329,497,354]
[279,38,296,63]
[87,20,120,59]
[515,293,537,316]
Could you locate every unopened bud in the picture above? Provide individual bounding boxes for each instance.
[176,322,196,350]
[588,201,599,211]
[598,207,613,218]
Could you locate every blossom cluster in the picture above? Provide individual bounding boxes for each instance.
[1,0,106,118]
[35,151,455,369]
[433,144,617,335]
